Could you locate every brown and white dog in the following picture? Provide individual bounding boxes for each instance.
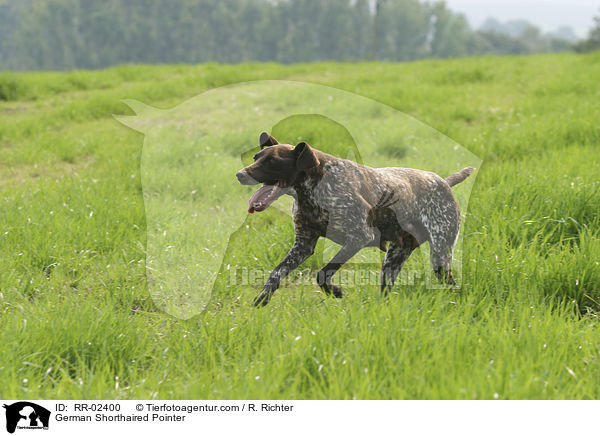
[236,132,473,306]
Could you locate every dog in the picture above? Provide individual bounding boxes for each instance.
[236,132,473,306]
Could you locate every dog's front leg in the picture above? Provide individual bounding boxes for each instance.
[316,239,367,298]
[254,233,319,307]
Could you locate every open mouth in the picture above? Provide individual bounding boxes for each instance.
[248,180,287,213]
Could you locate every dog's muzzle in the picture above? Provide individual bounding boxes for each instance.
[236,170,258,185]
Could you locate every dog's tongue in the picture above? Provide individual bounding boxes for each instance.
[248,181,285,213]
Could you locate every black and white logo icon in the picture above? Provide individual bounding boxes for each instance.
[3,402,50,434]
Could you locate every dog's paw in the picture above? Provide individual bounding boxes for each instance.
[253,290,272,307]
[434,268,456,286]
[321,283,344,298]
[330,284,344,298]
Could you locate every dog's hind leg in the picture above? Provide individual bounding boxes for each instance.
[428,226,459,286]
[380,233,420,296]
[421,193,461,286]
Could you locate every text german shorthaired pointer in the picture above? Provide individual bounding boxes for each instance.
[236,132,473,306]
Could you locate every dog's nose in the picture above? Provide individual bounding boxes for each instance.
[236,170,256,185]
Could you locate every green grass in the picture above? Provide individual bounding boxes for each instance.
[1,53,600,399]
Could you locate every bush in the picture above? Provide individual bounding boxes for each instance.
[0,74,24,101]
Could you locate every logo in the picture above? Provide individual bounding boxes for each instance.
[116,80,481,317]
[3,402,50,434]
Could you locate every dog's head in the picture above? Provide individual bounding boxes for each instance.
[236,132,320,213]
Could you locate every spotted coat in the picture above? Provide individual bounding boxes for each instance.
[236,134,473,306]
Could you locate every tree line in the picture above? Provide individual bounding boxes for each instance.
[0,0,593,71]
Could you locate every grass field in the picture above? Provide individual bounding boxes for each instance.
[1,53,600,399]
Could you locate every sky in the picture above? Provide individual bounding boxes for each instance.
[443,0,599,37]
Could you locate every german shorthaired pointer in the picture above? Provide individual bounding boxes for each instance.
[236,132,473,306]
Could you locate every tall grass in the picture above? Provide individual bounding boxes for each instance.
[0,53,599,399]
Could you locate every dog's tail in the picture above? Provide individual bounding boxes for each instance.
[445,167,474,187]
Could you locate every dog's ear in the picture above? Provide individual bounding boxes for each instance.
[295,142,320,170]
[259,131,279,149]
